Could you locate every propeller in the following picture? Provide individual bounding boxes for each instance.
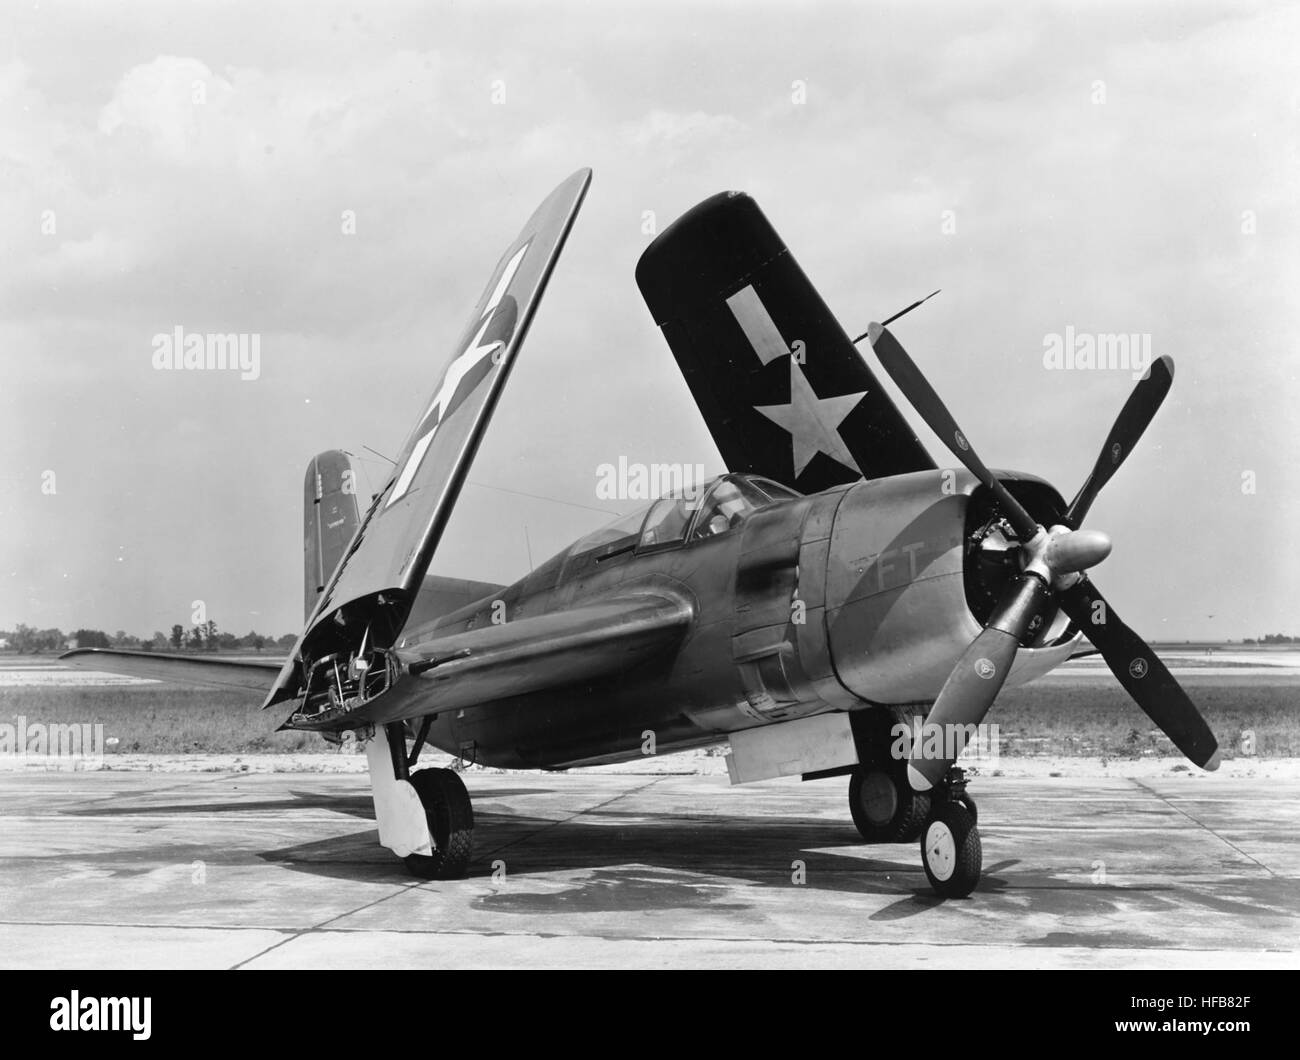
[1063,356,1174,529]
[864,324,1218,789]
[1055,579,1220,768]
[869,323,1038,542]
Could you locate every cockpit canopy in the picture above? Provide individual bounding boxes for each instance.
[568,473,801,559]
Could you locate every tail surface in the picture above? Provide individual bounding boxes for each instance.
[304,450,361,619]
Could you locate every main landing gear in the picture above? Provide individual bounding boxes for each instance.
[847,709,930,844]
[404,767,474,880]
[366,721,474,880]
[847,760,930,843]
[848,762,983,898]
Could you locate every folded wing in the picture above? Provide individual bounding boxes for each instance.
[265,168,592,709]
[636,191,934,493]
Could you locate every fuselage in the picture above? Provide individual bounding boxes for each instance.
[386,468,1081,769]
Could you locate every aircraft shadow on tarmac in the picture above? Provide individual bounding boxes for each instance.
[61,786,1219,922]
[224,788,1113,918]
[260,808,1193,924]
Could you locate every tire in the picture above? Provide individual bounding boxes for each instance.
[403,767,474,879]
[849,765,931,844]
[920,802,982,898]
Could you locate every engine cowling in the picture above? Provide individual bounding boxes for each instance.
[824,468,1079,704]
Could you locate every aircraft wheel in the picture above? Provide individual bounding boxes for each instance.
[849,765,930,843]
[920,801,982,898]
[404,767,474,879]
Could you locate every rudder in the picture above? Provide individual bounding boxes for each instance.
[304,450,361,619]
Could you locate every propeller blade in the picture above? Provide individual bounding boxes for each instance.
[1056,578,1220,770]
[869,323,1039,541]
[908,575,1052,790]
[1064,355,1174,529]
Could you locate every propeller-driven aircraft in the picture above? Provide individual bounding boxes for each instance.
[63,169,1219,897]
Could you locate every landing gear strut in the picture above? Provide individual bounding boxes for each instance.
[919,767,982,898]
[366,721,474,879]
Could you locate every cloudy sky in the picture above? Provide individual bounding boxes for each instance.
[2,0,1295,642]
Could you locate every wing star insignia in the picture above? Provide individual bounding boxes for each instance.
[753,359,866,478]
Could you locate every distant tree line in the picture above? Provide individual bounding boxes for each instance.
[1242,634,1299,645]
[1,622,297,653]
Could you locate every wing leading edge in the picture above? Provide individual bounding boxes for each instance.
[281,589,695,730]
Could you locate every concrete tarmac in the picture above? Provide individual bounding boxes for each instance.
[0,769,1297,968]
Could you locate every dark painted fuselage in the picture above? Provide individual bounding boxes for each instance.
[379,469,1079,770]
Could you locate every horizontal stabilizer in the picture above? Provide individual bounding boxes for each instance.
[59,649,281,695]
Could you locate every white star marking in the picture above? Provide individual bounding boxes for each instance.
[754,360,866,478]
[387,243,530,507]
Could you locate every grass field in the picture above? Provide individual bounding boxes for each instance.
[995,676,1296,758]
[0,671,1295,759]
[0,684,320,755]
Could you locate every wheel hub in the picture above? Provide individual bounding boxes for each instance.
[860,770,898,825]
[924,820,957,881]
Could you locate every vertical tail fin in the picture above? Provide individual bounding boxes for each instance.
[304,450,361,619]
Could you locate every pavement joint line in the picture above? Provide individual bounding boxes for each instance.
[228,879,430,969]
[172,927,1300,956]
[1128,778,1279,878]
[3,917,1296,955]
[0,918,296,933]
[226,777,671,969]
[0,771,239,815]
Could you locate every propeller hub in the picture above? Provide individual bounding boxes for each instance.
[1045,526,1112,575]
[1021,524,1112,583]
